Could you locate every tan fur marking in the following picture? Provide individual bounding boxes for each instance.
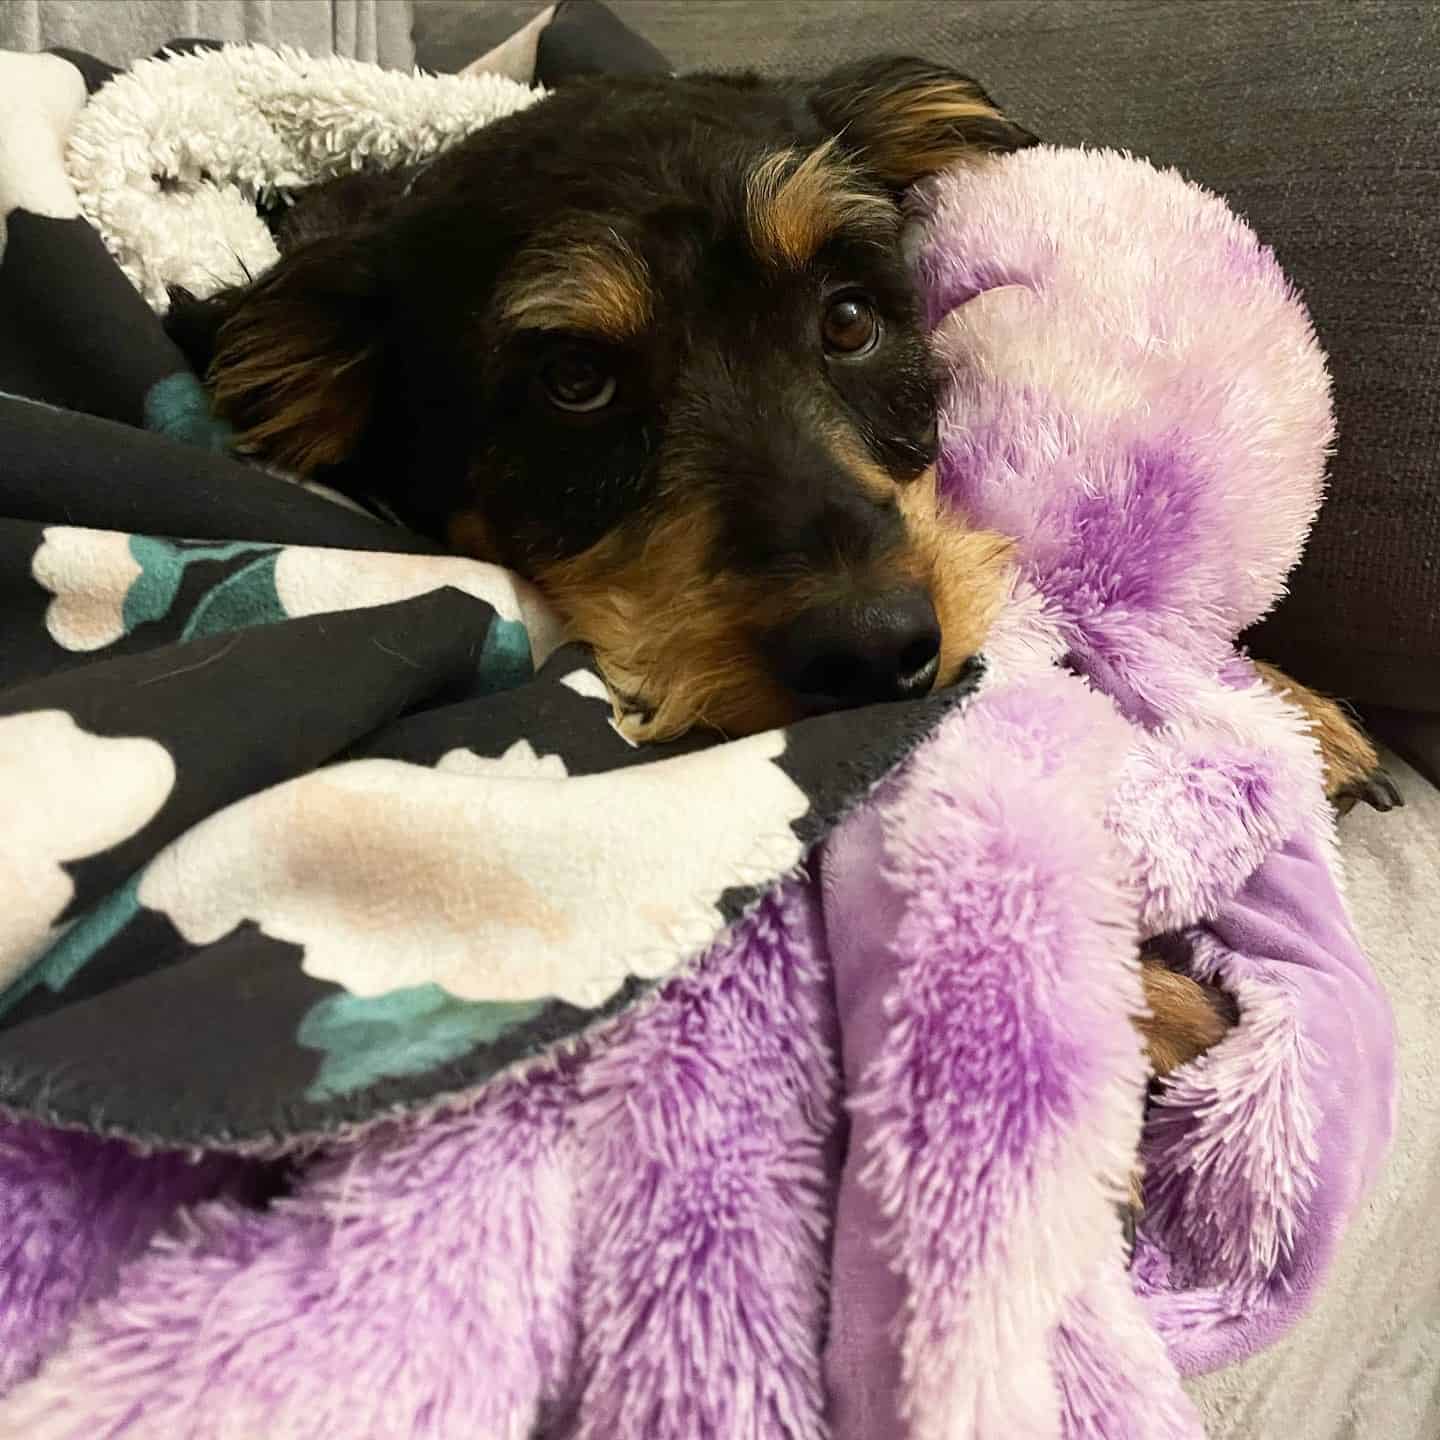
[1124,955,1239,1226]
[895,470,1013,688]
[533,466,1012,743]
[1130,956,1241,1226]
[499,235,651,338]
[534,497,799,742]
[1126,1166,1146,1217]
[829,430,902,505]
[848,81,1010,186]
[746,139,896,268]
[210,318,375,473]
[1253,660,1380,803]
[1136,954,1235,1078]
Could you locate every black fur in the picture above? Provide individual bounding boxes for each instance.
[166,61,1035,580]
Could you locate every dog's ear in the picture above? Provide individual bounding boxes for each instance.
[201,233,384,475]
[807,56,1037,189]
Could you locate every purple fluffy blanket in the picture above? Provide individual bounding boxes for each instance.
[0,148,1395,1438]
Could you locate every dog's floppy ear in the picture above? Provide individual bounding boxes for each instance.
[198,233,384,475]
[808,56,1037,189]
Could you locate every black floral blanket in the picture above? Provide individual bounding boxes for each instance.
[0,45,972,1149]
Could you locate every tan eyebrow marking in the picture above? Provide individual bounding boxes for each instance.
[498,232,652,339]
[745,138,897,268]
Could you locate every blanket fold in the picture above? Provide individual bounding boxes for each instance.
[0,39,1395,1440]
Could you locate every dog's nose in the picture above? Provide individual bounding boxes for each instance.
[766,587,942,710]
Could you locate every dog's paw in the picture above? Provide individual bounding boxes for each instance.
[1332,765,1404,817]
[1129,953,1234,1268]
[1137,956,1238,1078]
[1250,661,1401,817]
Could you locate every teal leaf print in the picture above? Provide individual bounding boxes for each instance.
[123,536,279,636]
[142,372,234,451]
[477,616,535,692]
[297,984,549,1100]
[180,553,286,640]
[0,873,142,1020]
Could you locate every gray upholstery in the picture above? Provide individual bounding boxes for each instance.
[415,0,544,67]
[0,0,413,67]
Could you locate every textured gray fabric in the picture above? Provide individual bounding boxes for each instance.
[0,0,414,67]
[419,0,1440,714]
[460,3,554,83]
[1185,747,1440,1440]
[414,0,545,71]
[1373,709,1440,790]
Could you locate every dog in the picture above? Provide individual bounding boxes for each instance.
[164,56,1394,1100]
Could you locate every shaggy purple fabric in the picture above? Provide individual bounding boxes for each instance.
[821,679,1195,1439]
[0,889,837,1440]
[0,148,1397,1438]
[0,1122,249,1392]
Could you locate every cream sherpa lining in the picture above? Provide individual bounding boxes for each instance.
[64,44,542,311]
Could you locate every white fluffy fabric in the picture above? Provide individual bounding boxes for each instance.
[0,51,86,260]
[64,44,541,310]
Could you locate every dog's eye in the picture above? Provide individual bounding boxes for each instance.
[822,294,880,357]
[540,345,617,413]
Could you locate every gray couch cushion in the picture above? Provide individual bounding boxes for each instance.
[2,0,414,66]
[414,0,546,70]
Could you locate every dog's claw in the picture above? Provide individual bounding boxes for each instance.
[1364,769,1404,811]
[1119,1165,1142,1269]
[1334,767,1404,816]
[1119,1203,1138,1268]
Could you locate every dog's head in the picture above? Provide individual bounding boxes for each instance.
[195,57,1034,739]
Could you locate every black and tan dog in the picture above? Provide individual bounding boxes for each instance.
[166,57,1393,1085]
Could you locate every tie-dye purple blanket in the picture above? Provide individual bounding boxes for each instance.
[0,118,1395,1440]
